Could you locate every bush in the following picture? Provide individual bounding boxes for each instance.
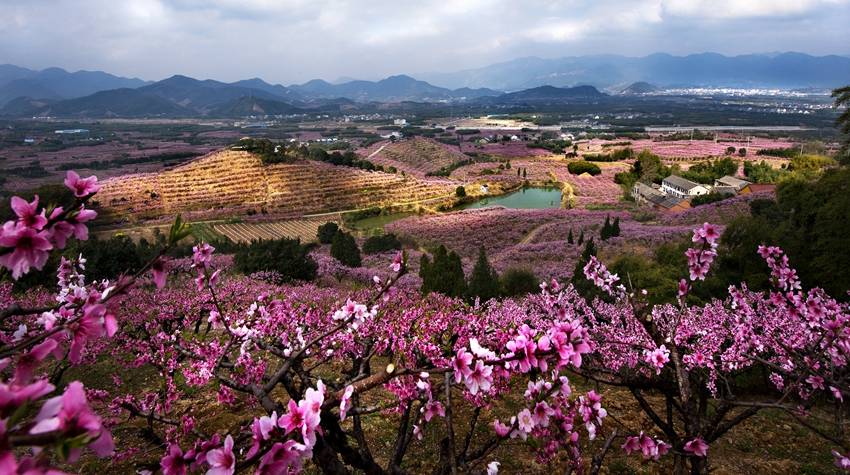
[567,161,602,176]
[455,186,466,198]
[234,238,317,282]
[500,268,539,297]
[317,222,339,244]
[691,192,733,207]
[330,231,362,267]
[362,233,401,255]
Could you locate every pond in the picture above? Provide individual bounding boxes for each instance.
[346,211,414,234]
[459,186,563,210]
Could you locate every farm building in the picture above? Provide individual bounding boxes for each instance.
[714,175,750,191]
[646,193,691,213]
[632,182,664,205]
[662,175,710,199]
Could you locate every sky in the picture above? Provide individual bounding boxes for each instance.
[1,0,848,85]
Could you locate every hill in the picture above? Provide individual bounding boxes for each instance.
[95,149,453,222]
[421,52,850,90]
[137,75,288,112]
[619,81,660,95]
[4,88,189,117]
[210,96,303,116]
[487,85,606,104]
[363,137,469,176]
[290,74,499,102]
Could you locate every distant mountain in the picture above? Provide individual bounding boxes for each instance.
[229,78,302,101]
[619,81,660,95]
[289,74,500,102]
[421,53,850,90]
[480,85,606,105]
[137,75,290,113]
[0,65,149,105]
[210,96,303,116]
[6,88,189,117]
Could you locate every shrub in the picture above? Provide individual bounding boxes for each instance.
[455,186,467,198]
[500,268,539,297]
[691,192,733,207]
[234,238,317,282]
[362,233,402,255]
[567,161,602,176]
[317,222,339,244]
[330,231,362,267]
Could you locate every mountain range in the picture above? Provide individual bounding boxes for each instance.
[0,65,149,106]
[1,52,848,118]
[420,52,850,91]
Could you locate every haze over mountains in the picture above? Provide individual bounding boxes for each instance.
[2,52,848,118]
[421,52,850,91]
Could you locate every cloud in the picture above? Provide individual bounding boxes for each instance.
[0,0,846,84]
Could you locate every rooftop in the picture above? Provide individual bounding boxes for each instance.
[663,175,702,191]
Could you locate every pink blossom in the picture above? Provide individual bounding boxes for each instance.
[464,360,493,395]
[487,461,500,475]
[422,400,445,422]
[160,444,188,475]
[516,408,535,434]
[206,435,235,475]
[10,196,47,230]
[493,419,511,437]
[30,381,114,460]
[833,450,850,471]
[0,223,53,279]
[683,437,709,457]
[339,385,354,421]
[644,345,670,374]
[257,440,306,475]
[451,348,473,383]
[64,171,100,197]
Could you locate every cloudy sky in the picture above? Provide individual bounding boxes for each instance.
[2,0,848,84]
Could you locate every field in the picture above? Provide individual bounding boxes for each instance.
[215,218,336,243]
[584,136,796,160]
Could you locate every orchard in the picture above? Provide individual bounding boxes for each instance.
[1,172,849,474]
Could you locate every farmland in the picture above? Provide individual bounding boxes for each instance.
[215,218,337,243]
[95,149,454,222]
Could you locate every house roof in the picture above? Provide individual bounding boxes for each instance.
[715,175,750,189]
[647,193,686,209]
[663,175,702,191]
[634,182,664,197]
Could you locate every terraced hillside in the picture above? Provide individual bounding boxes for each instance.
[363,137,468,176]
[96,149,453,221]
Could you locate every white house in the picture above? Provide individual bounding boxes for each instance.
[661,175,710,199]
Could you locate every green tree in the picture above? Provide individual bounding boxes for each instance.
[578,229,585,245]
[601,215,612,240]
[362,233,402,254]
[570,238,598,298]
[833,85,850,162]
[234,238,317,282]
[330,231,361,267]
[419,245,466,297]
[317,222,340,244]
[455,186,467,198]
[567,228,574,245]
[612,217,621,237]
[467,246,500,302]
